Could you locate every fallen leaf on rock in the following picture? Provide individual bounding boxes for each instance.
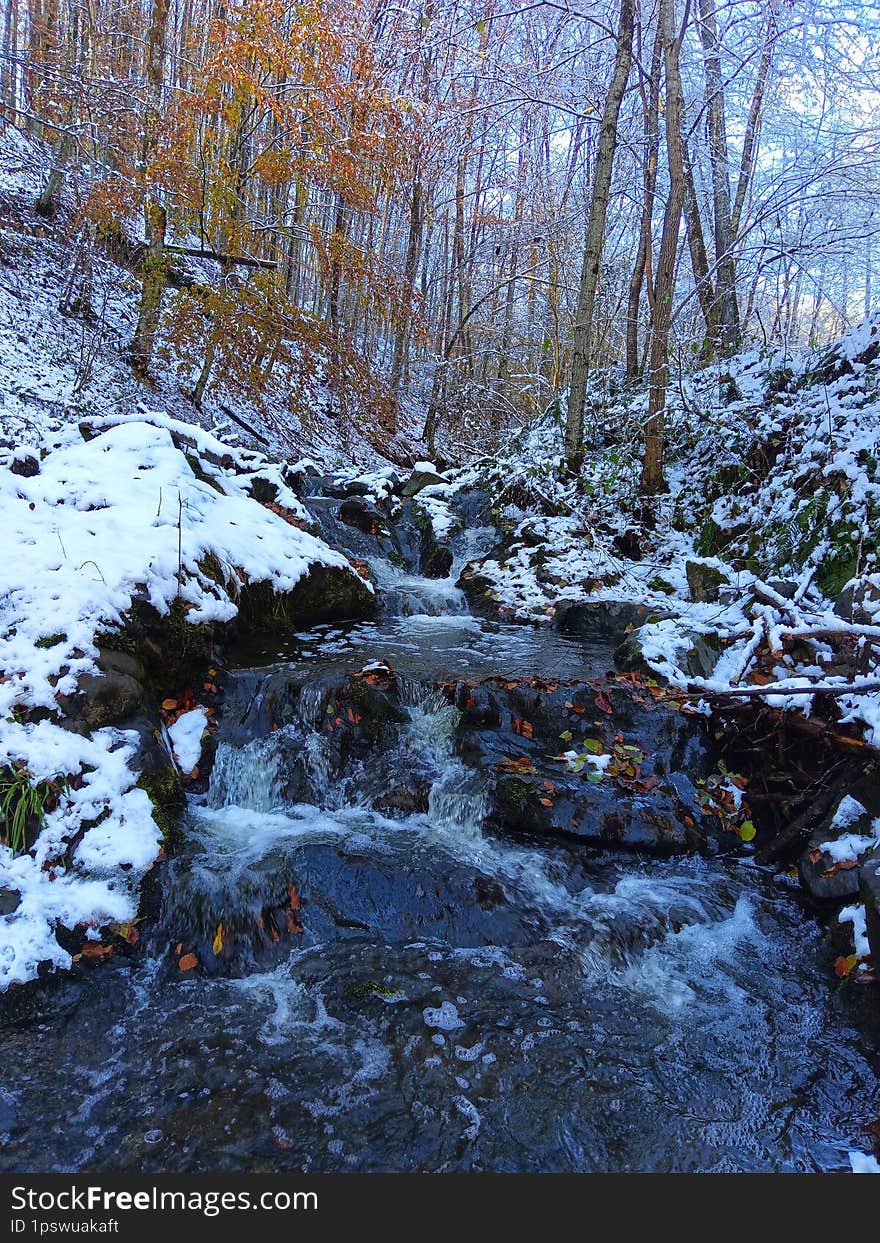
[178,953,198,971]
[834,954,858,978]
[80,941,113,960]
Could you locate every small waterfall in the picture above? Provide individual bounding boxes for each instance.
[208,731,288,812]
[427,761,487,846]
[367,524,497,618]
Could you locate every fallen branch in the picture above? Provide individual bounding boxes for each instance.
[216,404,269,446]
[757,764,856,863]
[683,679,880,700]
[163,244,277,271]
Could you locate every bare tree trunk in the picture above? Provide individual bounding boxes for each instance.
[681,139,717,351]
[129,0,170,376]
[564,0,634,471]
[625,19,661,385]
[696,0,739,352]
[732,8,775,243]
[390,173,424,390]
[640,0,689,496]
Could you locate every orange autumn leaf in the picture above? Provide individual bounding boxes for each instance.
[178,952,198,971]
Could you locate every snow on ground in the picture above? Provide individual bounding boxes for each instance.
[0,409,370,989]
[463,317,880,741]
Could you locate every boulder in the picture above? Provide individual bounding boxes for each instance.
[686,559,729,603]
[237,561,377,631]
[454,676,735,855]
[799,777,880,901]
[402,464,445,498]
[56,670,144,729]
[10,451,39,478]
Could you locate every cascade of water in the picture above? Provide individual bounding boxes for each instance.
[366,524,497,618]
[207,732,288,812]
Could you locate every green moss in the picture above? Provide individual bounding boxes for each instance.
[185,453,226,495]
[34,632,66,649]
[137,767,184,847]
[496,776,533,808]
[197,551,225,586]
[695,518,724,557]
[345,980,406,1001]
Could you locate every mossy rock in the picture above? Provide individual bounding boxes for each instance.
[236,562,376,631]
[97,597,216,691]
[695,518,725,557]
[685,560,729,603]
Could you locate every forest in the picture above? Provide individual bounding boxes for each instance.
[1,0,880,1180]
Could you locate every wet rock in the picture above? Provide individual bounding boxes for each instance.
[409,499,455,579]
[449,487,493,528]
[557,601,664,643]
[126,718,184,848]
[457,562,502,618]
[859,860,880,963]
[318,478,373,500]
[686,560,729,603]
[455,683,502,727]
[455,677,732,855]
[799,849,862,902]
[97,648,145,683]
[237,561,377,631]
[800,776,880,901]
[373,784,430,816]
[338,498,391,537]
[402,465,445,498]
[247,476,279,504]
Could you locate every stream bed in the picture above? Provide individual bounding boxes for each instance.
[1,522,879,1173]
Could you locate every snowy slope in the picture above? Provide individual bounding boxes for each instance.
[0,410,371,988]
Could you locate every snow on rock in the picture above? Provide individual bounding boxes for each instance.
[0,411,370,989]
[849,1150,880,1173]
[839,904,871,959]
[168,708,208,776]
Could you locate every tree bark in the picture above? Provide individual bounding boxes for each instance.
[640,0,688,496]
[625,20,661,385]
[564,0,634,470]
[696,0,739,352]
[129,0,170,376]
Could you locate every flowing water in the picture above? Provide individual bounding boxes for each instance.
[1,523,879,1173]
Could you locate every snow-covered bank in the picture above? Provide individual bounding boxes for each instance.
[458,317,880,747]
[0,411,372,988]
